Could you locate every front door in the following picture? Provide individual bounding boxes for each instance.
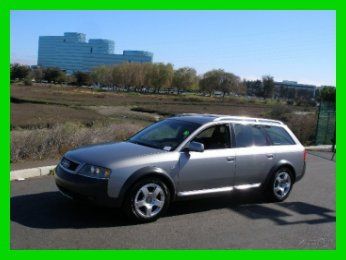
[177,124,236,194]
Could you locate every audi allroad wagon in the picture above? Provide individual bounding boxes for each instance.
[55,114,306,222]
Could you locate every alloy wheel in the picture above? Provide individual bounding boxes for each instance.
[134,183,166,218]
[273,171,292,199]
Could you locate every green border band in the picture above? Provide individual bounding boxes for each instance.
[1,0,343,258]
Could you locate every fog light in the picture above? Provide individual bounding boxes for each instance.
[104,168,111,178]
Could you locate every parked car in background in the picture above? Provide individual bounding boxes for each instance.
[55,114,306,222]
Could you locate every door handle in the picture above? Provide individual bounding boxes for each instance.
[226,156,235,162]
[266,154,274,159]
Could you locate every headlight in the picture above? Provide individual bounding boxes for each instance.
[78,164,111,179]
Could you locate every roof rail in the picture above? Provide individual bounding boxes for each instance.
[173,113,284,125]
[214,116,284,125]
[257,118,284,125]
[174,113,217,117]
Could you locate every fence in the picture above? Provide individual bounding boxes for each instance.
[315,102,336,145]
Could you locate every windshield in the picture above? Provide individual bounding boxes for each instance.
[128,119,201,151]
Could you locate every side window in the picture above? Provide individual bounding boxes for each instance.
[233,124,268,148]
[263,126,295,145]
[193,124,231,150]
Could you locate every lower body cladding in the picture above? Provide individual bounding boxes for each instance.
[55,164,266,208]
[55,165,121,207]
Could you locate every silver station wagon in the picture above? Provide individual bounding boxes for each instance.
[55,114,306,222]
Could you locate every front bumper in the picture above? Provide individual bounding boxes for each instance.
[55,165,121,207]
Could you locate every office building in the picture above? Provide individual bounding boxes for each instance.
[37,32,153,73]
[274,80,316,100]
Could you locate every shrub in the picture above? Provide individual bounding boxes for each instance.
[23,77,32,86]
[269,104,292,121]
[286,113,317,145]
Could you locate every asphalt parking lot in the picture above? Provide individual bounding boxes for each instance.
[10,152,335,249]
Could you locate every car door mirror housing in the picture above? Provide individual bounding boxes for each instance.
[185,141,204,152]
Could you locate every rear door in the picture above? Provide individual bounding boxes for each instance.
[232,123,277,186]
[262,125,305,174]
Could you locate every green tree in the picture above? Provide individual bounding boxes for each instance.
[244,80,263,97]
[199,69,223,96]
[219,72,241,97]
[91,65,112,89]
[262,75,275,99]
[316,86,336,102]
[30,68,43,82]
[172,67,197,94]
[43,67,66,83]
[11,63,30,80]
[199,69,241,97]
[149,63,173,93]
[73,71,92,86]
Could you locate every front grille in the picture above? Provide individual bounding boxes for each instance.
[60,157,80,171]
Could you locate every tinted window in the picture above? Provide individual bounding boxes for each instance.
[263,126,295,145]
[193,124,231,150]
[129,119,201,150]
[234,124,268,147]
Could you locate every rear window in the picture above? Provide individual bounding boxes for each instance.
[233,124,268,148]
[263,126,295,145]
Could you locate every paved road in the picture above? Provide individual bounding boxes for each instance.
[11,153,335,249]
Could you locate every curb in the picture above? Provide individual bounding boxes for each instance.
[11,165,56,181]
[305,145,333,151]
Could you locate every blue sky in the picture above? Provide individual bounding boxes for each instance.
[11,11,335,86]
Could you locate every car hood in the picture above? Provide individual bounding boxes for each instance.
[64,141,165,167]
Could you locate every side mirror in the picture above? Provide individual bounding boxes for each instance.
[185,141,204,153]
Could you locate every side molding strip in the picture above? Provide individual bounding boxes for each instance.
[178,186,234,197]
[178,183,261,197]
[234,183,261,190]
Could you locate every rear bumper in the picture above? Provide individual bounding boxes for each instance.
[55,165,122,207]
[295,161,306,182]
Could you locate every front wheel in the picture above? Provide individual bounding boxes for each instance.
[266,168,294,202]
[123,178,170,222]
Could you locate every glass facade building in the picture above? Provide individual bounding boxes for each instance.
[37,32,153,73]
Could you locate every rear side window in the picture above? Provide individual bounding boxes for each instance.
[263,126,295,145]
[233,124,268,148]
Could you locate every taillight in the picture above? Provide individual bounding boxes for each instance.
[304,149,307,161]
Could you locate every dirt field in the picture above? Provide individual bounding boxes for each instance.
[10,83,317,163]
[11,83,310,129]
[11,103,107,129]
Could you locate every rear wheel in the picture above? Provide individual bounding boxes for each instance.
[266,168,293,202]
[123,178,170,222]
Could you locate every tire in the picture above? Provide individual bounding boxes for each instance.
[265,167,294,202]
[123,177,171,223]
